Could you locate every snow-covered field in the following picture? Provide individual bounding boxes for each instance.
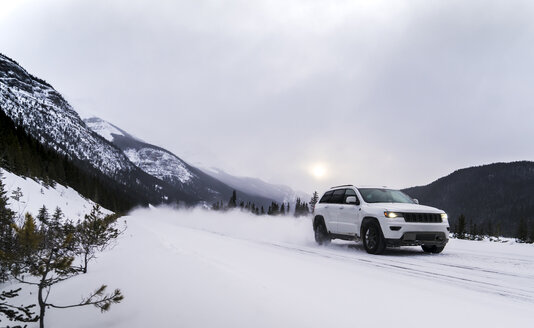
[1,168,111,220]
[5,207,533,328]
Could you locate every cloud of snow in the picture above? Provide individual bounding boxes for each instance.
[129,206,315,246]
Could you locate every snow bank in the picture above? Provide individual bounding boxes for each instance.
[3,207,532,328]
[0,168,111,221]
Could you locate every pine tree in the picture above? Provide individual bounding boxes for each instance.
[294,198,301,217]
[76,205,123,273]
[310,191,319,213]
[0,172,16,282]
[468,219,474,240]
[37,205,49,225]
[457,214,466,239]
[528,220,534,243]
[10,187,23,202]
[487,220,494,237]
[517,217,528,242]
[294,198,310,217]
[496,222,502,238]
[5,211,123,328]
[228,190,237,208]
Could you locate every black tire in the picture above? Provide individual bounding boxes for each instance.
[362,221,386,255]
[421,245,445,254]
[314,222,331,245]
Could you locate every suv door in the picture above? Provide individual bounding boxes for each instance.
[317,190,335,232]
[327,189,346,233]
[337,189,361,236]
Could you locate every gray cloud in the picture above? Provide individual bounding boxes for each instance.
[1,0,533,193]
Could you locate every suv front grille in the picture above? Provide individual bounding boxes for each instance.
[402,212,442,223]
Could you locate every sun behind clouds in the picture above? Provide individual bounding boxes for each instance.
[310,163,327,179]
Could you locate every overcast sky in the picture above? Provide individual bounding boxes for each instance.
[1,0,533,193]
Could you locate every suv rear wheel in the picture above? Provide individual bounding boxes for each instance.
[362,221,386,255]
[314,222,331,245]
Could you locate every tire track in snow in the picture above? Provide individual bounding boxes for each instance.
[265,242,534,303]
[174,224,534,304]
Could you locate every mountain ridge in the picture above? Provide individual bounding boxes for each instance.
[84,117,278,207]
[402,161,534,236]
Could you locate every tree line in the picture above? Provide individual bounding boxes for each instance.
[451,213,534,243]
[0,173,124,328]
[212,190,319,218]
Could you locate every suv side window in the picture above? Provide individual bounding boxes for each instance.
[330,189,346,204]
[344,189,360,205]
[319,191,333,203]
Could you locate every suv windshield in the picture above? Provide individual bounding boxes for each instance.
[358,188,415,204]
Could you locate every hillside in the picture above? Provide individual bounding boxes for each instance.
[0,53,198,209]
[403,161,534,236]
[0,167,110,220]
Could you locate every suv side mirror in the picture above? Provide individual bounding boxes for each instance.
[346,196,357,204]
[413,198,419,204]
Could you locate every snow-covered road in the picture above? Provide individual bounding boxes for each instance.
[23,208,534,327]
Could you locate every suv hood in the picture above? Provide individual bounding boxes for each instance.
[364,202,444,213]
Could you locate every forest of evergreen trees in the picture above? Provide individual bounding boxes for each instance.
[403,161,534,238]
[450,213,534,243]
[0,108,150,213]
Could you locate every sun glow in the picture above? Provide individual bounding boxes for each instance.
[311,164,327,179]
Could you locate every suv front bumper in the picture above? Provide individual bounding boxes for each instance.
[386,232,448,247]
[380,220,450,246]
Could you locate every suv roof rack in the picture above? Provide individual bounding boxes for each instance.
[330,184,353,189]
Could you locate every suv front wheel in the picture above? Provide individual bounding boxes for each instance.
[421,245,445,254]
[362,221,386,255]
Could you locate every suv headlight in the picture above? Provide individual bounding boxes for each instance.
[384,211,402,219]
[441,213,448,221]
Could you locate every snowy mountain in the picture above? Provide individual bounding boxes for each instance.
[0,53,196,207]
[0,54,134,176]
[85,118,193,185]
[85,117,276,207]
[201,167,310,204]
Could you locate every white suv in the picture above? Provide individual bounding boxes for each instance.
[313,185,450,254]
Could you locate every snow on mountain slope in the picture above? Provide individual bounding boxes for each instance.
[0,54,135,177]
[6,207,532,328]
[85,117,195,184]
[123,148,194,183]
[83,117,126,142]
[201,167,310,204]
[1,168,111,220]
